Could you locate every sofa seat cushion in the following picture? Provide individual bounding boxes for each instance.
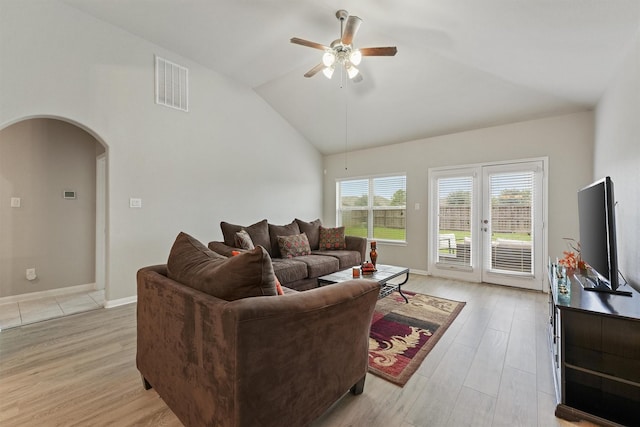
[312,250,362,269]
[167,232,277,301]
[271,258,308,284]
[295,255,340,278]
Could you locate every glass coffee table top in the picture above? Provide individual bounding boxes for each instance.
[318,264,410,302]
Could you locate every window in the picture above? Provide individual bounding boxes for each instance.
[337,175,407,242]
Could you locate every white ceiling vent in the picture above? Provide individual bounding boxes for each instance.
[155,56,189,112]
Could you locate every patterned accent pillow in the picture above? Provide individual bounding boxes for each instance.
[318,226,346,250]
[234,229,255,250]
[277,233,312,258]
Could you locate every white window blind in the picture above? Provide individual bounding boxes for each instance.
[437,176,472,266]
[488,171,534,273]
[337,175,407,242]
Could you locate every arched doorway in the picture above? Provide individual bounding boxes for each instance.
[0,116,109,328]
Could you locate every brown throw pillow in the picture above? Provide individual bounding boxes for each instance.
[221,219,271,253]
[318,226,346,250]
[234,229,255,250]
[167,232,277,301]
[230,249,284,295]
[277,233,312,258]
[268,221,301,258]
[295,218,322,250]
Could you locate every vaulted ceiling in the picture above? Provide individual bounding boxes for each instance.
[61,0,640,154]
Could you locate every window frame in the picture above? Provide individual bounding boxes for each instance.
[336,173,407,243]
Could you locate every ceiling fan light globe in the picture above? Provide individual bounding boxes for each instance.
[322,51,336,67]
[346,64,359,79]
[350,49,362,65]
[322,66,335,79]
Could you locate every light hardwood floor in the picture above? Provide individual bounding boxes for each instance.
[0,275,595,427]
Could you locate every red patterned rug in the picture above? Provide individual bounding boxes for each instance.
[368,290,466,386]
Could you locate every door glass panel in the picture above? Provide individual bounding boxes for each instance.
[488,171,534,274]
[437,176,473,266]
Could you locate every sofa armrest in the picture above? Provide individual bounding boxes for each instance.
[345,235,367,263]
[228,279,380,426]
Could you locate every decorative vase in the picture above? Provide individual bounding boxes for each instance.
[370,241,378,267]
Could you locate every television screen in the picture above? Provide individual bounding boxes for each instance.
[577,177,619,291]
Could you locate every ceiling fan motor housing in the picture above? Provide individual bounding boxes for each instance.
[291,9,396,80]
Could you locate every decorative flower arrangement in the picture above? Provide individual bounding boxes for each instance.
[559,238,587,272]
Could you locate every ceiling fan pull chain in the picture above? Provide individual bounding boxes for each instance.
[344,71,349,170]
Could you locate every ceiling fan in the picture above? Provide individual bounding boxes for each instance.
[291,9,397,82]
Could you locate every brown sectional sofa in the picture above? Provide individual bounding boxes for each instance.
[136,232,380,427]
[208,218,367,291]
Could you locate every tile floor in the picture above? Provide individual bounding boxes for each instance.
[0,289,104,330]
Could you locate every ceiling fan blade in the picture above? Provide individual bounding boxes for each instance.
[341,15,362,45]
[360,46,398,56]
[290,37,329,51]
[304,63,325,78]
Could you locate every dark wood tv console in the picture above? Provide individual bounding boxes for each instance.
[548,269,640,426]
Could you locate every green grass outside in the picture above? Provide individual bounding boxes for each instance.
[345,226,406,241]
[344,227,528,245]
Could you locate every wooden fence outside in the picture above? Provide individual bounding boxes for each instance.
[341,209,406,229]
[439,205,531,233]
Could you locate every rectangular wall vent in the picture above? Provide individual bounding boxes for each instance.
[155,56,189,112]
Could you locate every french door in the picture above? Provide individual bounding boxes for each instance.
[428,159,546,291]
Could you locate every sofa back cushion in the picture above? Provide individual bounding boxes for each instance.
[167,232,277,301]
[221,219,271,254]
[268,221,301,258]
[295,218,322,250]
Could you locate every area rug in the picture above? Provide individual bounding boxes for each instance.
[368,291,465,386]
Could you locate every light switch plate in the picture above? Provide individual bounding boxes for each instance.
[129,198,142,208]
[10,197,21,208]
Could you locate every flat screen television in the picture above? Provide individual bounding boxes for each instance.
[577,177,630,296]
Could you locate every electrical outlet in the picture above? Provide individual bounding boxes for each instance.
[26,268,37,281]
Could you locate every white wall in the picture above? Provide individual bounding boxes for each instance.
[323,112,594,273]
[0,1,323,302]
[594,30,640,291]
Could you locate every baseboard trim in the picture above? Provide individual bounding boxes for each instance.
[104,296,137,308]
[410,269,429,276]
[0,283,99,305]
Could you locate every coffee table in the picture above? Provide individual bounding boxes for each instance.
[318,264,410,303]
